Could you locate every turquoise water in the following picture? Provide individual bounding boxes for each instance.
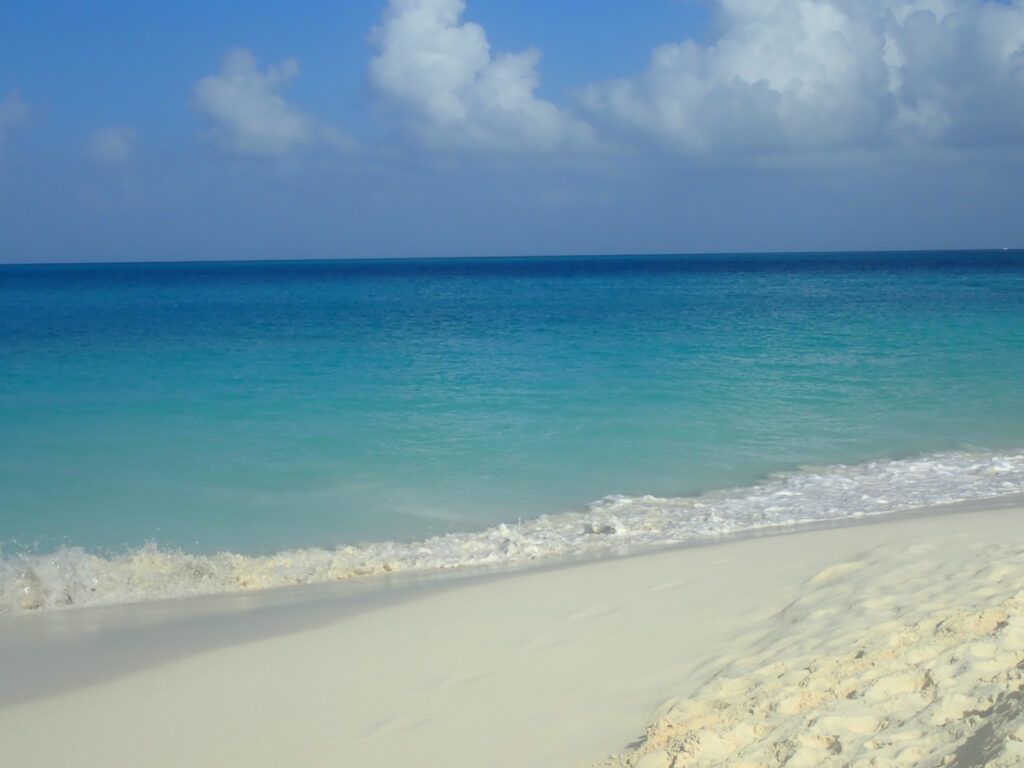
[2,251,1024,611]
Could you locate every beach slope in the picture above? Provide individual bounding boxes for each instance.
[2,499,1024,767]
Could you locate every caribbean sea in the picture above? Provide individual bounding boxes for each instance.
[2,251,1023,612]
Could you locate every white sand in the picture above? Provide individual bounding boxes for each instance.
[2,499,1024,767]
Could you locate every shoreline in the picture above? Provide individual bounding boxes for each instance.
[4,492,1022,705]
[2,496,1024,766]
[5,448,1024,618]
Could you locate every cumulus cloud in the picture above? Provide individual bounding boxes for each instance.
[582,0,1024,156]
[192,48,354,157]
[0,92,30,149]
[84,126,138,165]
[369,0,595,153]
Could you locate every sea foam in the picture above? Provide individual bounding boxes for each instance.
[3,449,1024,616]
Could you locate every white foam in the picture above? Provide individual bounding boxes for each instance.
[3,449,1024,615]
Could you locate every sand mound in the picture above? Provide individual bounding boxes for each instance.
[600,537,1024,768]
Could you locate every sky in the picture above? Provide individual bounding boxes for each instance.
[1,0,1022,262]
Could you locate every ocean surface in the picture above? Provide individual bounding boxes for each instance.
[2,251,1024,613]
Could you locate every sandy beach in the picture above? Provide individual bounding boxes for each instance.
[3,497,1024,767]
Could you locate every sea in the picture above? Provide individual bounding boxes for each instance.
[2,251,1024,614]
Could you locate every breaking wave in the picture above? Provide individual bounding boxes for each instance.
[3,449,1024,615]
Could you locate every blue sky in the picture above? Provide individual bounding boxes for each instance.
[1,0,1022,262]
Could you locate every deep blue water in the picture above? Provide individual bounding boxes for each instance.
[2,251,1024,566]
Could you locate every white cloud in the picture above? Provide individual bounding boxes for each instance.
[85,126,138,165]
[890,0,1024,146]
[369,0,595,153]
[0,92,30,149]
[582,0,1024,157]
[192,48,355,157]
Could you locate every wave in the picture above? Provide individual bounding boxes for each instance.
[3,449,1024,616]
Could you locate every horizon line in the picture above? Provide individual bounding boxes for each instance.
[2,246,1022,269]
